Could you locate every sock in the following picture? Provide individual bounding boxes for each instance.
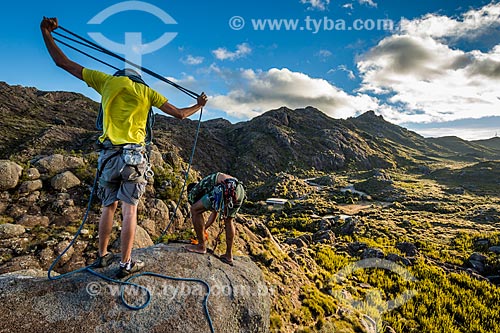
[120,259,132,270]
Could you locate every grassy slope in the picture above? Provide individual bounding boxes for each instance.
[471,137,500,153]
[237,161,500,332]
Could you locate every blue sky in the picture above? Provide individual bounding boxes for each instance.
[2,0,500,140]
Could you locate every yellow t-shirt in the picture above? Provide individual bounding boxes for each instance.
[82,68,167,145]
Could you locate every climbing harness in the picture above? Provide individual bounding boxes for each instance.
[213,179,240,215]
[48,25,214,332]
[212,184,225,212]
[103,69,156,179]
[221,178,239,210]
[210,182,233,254]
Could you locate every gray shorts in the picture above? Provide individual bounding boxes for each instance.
[97,149,147,206]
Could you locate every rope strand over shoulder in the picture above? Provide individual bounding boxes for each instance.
[54,26,199,98]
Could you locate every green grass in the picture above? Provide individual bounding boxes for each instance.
[251,166,500,333]
[384,260,500,333]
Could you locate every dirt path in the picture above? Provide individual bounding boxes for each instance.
[337,201,392,215]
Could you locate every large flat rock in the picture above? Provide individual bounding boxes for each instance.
[0,243,270,333]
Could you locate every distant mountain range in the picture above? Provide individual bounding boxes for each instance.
[1,81,499,181]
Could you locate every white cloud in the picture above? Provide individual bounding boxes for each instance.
[342,3,354,10]
[400,2,500,41]
[209,67,379,119]
[328,65,356,79]
[300,0,330,11]
[212,43,252,61]
[317,49,333,58]
[357,3,500,125]
[339,65,356,79]
[164,74,196,85]
[409,127,499,141]
[181,55,204,65]
[359,0,377,8]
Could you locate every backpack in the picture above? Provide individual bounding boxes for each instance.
[188,174,217,205]
[95,68,156,145]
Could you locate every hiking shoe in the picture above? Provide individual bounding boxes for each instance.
[117,260,145,278]
[92,252,114,268]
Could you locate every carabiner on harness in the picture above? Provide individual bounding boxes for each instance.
[144,163,154,179]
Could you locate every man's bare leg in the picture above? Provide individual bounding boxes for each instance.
[121,202,138,263]
[186,200,207,254]
[98,201,118,256]
[220,217,235,263]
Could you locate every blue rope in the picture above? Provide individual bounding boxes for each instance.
[55,26,199,99]
[47,121,214,332]
[156,106,203,242]
[47,166,215,332]
[122,272,214,331]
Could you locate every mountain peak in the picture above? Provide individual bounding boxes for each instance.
[356,110,384,121]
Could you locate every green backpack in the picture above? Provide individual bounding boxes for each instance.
[188,173,218,205]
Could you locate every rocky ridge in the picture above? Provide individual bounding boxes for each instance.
[1,81,500,332]
[2,82,499,182]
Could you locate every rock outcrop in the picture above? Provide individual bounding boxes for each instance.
[35,154,85,176]
[0,243,270,333]
[50,171,81,190]
[0,160,23,191]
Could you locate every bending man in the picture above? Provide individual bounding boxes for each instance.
[187,172,245,265]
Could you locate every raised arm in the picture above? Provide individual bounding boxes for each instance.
[40,17,83,80]
[159,92,208,120]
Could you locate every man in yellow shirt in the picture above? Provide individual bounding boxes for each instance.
[41,17,207,277]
